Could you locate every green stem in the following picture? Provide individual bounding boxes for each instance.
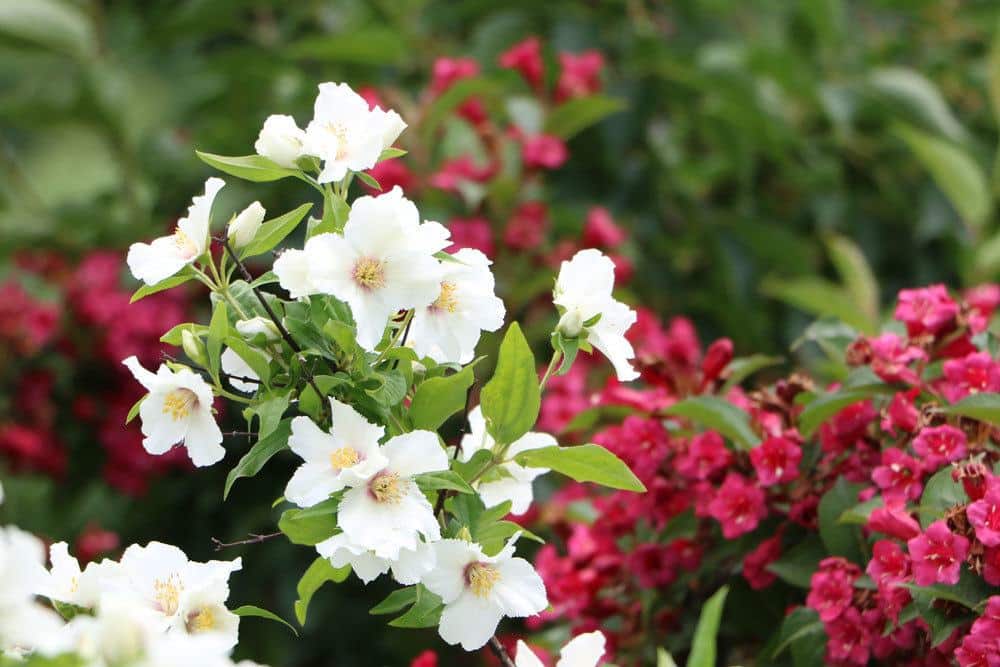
[538,349,563,391]
[374,310,414,364]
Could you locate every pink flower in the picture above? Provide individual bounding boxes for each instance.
[866,539,910,587]
[429,155,497,192]
[955,634,999,667]
[522,134,568,169]
[749,436,802,486]
[824,606,876,665]
[363,158,415,195]
[700,338,734,389]
[965,284,1000,334]
[742,536,781,590]
[430,57,479,94]
[867,499,920,540]
[707,473,767,539]
[941,352,1000,402]
[967,481,1000,547]
[499,37,544,89]
[446,217,495,259]
[894,284,959,336]
[907,520,969,586]
[983,546,1000,586]
[912,424,967,468]
[410,650,438,667]
[806,557,860,622]
[582,207,626,249]
[555,51,604,102]
[871,447,923,502]
[867,333,927,385]
[881,389,920,434]
[627,543,677,588]
[676,431,732,481]
[819,400,877,454]
[503,201,548,250]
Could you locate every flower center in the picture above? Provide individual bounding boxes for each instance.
[162,388,198,420]
[465,562,501,598]
[369,471,404,504]
[186,607,215,633]
[325,122,350,160]
[173,228,200,260]
[430,281,460,313]
[153,575,182,616]
[352,257,386,291]
[330,447,361,471]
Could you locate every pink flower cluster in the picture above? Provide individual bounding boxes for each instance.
[0,250,192,495]
[527,283,1000,665]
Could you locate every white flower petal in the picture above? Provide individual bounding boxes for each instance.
[381,431,449,478]
[438,591,504,651]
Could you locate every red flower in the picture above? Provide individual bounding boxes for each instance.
[871,447,923,502]
[410,650,438,667]
[504,201,549,250]
[907,520,969,586]
[867,333,927,385]
[582,207,626,249]
[743,536,781,590]
[707,473,767,539]
[627,543,677,588]
[825,607,877,666]
[894,284,959,336]
[676,431,731,481]
[941,352,1000,402]
[964,284,1000,334]
[806,557,860,623]
[866,539,910,587]
[364,159,415,195]
[700,338,734,390]
[556,51,604,101]
[912,424,967,468]
[499,37,544,90]
[881,389,920,434]
[749,436,801,487]
[968,480,1000,547]
[431,57,479,94]
[446,217,495,259]
[866,499,921,540]
[522,134,568,170]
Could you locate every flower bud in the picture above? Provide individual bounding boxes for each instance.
[700,338,734,387]
[557,309,584,339]
[181,330,208,367]
[254,114,306,168]
[228,201,265,249]
[457,526,473,542]
[236,317,281,342]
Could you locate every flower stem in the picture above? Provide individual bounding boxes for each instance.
[488,637,516,667]
[539,349,563,391]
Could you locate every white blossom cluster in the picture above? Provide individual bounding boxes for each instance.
[110,81,637,662]
[0,483,260,667]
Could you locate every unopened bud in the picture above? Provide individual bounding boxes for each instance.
[235,317,280,342]
[557,310,585,339]
[228,201,266,249]
[181,330,207,366]
[457,526,473,542]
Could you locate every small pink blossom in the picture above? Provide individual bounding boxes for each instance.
[446,217,495,259]
[866,539,910,587]
[871,447,923,502]
[806,557,860,623]
[907,520,969,586]
[499,37,544,89]
[749,436,801,487]
[742,536,781,590]
[867,499,921,540]
[522,134,568,170]
[941,352,1000,402]
[894,284,959,336]
[867,333,926,385]
[556,50,604,101]
[912,424,967,468]
[967,481,1000,547]
[503,201,548,251]
[676,431,732,481]
[881,389,920,434]
[582,207,626,249]
[707,473,767,539]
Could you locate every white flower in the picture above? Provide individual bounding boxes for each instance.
[553,249,639,382]
[122,356,224,467]
[337,430,448,560]
[459,406,554,515]
[422,535,547,651]
[112,542,241,649]
[254,114,306,168]
[127,178,224,286]
[273,248,315,300]
[235,317,280,342]
[220,347,266,394]
[228,201,265,249]
[284,398,388,508]
[42,542,123,609]
[409,248,506,364]
[303,187,450,350]
[0,525,63,653]
[315,534,435,585]
[515,631,607,667]
[304,82,406,183]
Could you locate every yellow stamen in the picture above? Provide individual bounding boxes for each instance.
[153,575,182,616]
[173,229,200,259]
[466,562,501,598]
[330,447,361,470]
[325,122,350,160]
[162,388,198,420]
[186,608,215,633]
[369,472,405,504]
[431,281,460,313]
[353,258,386,290]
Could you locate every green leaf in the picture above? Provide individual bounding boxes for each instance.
[224,335,271,386]
[370,586,418,615]
[130,273,193,303]
[907,587,975,646]
[278,497,340,546]
[422,77,497,142]
[771,607,826,666]
[195,151,300,182]
[223,419,291,500]
[232,605,298,636]
[544,95,626,140]
[664,396,760,449]
[837,496,883,525]
[388,585,444,628]
[767,534,826,588]
[903,567,992,611]
[415,470,475,495]
[125,396,145,425]
[240,203,313,259]
[686,586,728,667]
[824,234,879,325]
[287,27,408,65]
[514,444,646,492]
[940,392,1000,426]
[919,466,968,528]
[797,387,885,439]
[379,147,407,160]
[761,276,877,334]
[356,171,381,191]
[720,354,784,392]
[159,322,207,346]
[893,123,991,231]
[0,0,95,58]
[293,557,350,626]
[310,191,349,237]
[868,67,968,143]
[410,365,476,431]
[480,323,540,446]
[207,300,229,382]
[818,479,866,564]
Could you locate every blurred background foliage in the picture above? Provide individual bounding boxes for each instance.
[3,0,1000,665]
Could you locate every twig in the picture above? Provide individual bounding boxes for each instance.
[433,382,477,517]
[211,532,282,551]
[488,637,516,667]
